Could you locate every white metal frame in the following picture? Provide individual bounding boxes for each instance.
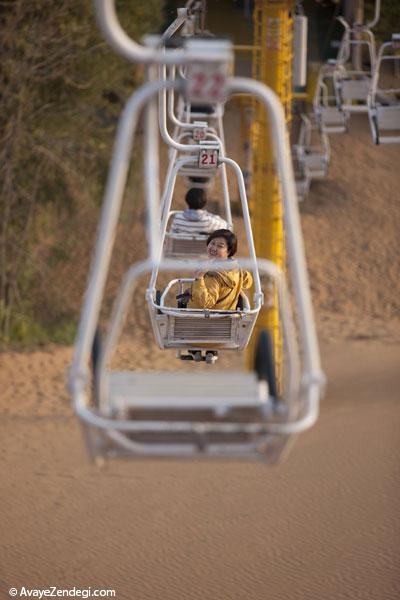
[69,1,325,461]
[158,62,233,229]
[163,209,210,258]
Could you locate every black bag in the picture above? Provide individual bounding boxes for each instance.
[176,289,191,309]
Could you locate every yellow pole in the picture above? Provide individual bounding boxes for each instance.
[246,0,294,390]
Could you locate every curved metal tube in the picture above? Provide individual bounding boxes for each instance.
[70,78,176,387]
[160,8,188,44]
[366,0,381,29]
[228,77,323,391]
[220,157,261,297]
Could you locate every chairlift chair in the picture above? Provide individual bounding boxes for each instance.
[334,20,376,114]
[294,113,330,180]
[147,152,262,359]
[160,145,230,260]
[70,1,324,463]
[368,34,400,144]
[291,145,311,202]
[313,62,349,133]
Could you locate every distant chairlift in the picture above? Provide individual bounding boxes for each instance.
[163,142,223,259]
[368,33,400,144]
[291,145,311,202]
[147,150,261,361]
[294,113,330,181]
[334,19,376,114]
[313,61,349,133]
[159,63,233,259]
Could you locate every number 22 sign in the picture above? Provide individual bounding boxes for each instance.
[187,63,227,103]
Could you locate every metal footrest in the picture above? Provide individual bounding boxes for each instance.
[178,350,219,363]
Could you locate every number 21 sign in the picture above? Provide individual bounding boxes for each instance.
[198,148,219,169]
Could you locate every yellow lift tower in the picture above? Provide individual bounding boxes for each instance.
[247,0,295,389]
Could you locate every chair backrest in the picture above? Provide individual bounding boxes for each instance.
[164,234,208,257]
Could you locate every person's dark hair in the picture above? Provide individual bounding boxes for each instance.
[206,229,237,257]
[185,187,207,210]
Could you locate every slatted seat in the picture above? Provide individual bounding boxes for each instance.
[302,154,329,177]
[341,77,371,101]
[320,107,348,133]
[164,234,208,257]
[295,114,330,180]
[172,315,233,341]
[375,104,400,129]
[151,279,256,351]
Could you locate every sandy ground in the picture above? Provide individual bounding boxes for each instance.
[1,109,400,597]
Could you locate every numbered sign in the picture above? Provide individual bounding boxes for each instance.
[186,62,228,104]
[198,148,219,169]
[193,126,207,141]
[192,121,208,141]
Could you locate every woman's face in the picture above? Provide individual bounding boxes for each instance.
[207,236,229,260]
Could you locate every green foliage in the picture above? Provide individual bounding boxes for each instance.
[0,0,165,346]
[0,298,77,348]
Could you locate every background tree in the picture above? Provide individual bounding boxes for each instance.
[0,0,164,344]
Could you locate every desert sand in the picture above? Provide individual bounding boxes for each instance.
[1,108,399,600]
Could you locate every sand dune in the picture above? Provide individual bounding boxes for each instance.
[1,106,400,598]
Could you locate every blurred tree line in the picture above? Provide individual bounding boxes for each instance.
[0,0,164,345]
[364,0,400,42]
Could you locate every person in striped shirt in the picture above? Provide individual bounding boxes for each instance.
[170,188,230,235]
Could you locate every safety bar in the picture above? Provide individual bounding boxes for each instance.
[366,0,381,29]
[337,0,381,32]
[158,277,252,314]
[370,38,400,98]
[336,17,376,68]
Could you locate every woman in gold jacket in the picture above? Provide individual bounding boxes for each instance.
[188,229,253,310]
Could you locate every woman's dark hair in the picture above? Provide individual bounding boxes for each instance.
[206,229,237,257]
[185,187,207,209]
